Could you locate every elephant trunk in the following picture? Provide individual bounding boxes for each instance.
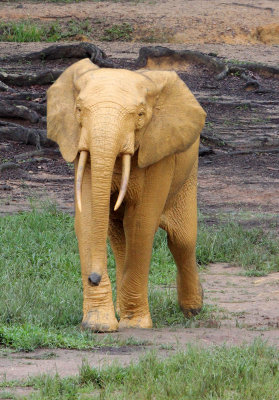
[87,145,116,286]
[76,113,133,286]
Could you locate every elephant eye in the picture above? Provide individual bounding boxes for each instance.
[138,112,145,117]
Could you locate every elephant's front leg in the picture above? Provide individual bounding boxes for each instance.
[74,161,118,332]
[119,167,173,329]
[119,213,155,329]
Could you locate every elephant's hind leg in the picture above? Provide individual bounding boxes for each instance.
[108,215,126,317]
[74,161,118,332]
[164,170,203,317]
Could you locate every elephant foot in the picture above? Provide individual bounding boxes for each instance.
[81,309,118,332]
[119,313,152,329]
[181,306,202,318]
[179,285,203,319]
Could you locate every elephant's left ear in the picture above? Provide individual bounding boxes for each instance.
[138,71,206,168]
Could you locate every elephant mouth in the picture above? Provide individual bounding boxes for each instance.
[76,150,131,213]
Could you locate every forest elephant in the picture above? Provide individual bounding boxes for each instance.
[47,58,206,332]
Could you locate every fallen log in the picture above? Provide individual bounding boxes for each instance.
[0,70,63,87]
[0,42,115,68]
[0,93,46,101]
[0,100,41,123]
[0,99,46,116]
[0,81,15,93]
[228,148,279,155]
[136,46,227,78]
[0,121,54,148]
[14,148,59,160]
[0,162,20,172]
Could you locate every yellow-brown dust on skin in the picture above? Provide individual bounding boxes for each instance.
[47,60,206,332]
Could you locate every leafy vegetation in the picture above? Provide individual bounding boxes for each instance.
[2,341,279,399]
[0,206,278,350]
[0,19,133,42]
[0,20,90,42]
[102,23,133,41]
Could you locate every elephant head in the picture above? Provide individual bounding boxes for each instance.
[47,58,206,285]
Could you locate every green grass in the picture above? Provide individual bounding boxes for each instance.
[102,23,133,41]
[0,21,46,42]
[0,20,93,42]
[197,221,279,276]
[0,206,278,350]
[0,19,134,43]
[152,220,279,280]
[0,324,146,352]
[2,341,279,399]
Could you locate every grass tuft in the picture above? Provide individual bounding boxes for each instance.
[0,20,93,42]
[102,23,133,41]
[197,221,279,275]
[0,19,134,43]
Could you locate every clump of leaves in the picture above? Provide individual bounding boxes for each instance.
[102,23,133,41]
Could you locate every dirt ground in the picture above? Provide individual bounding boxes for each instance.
[0,0,279,389]
[1,262,279,383]
[1,0,279,46]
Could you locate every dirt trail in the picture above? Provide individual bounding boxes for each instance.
[1,263,279,382]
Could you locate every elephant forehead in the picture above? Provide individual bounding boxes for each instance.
[81,69,153,94]
[93,68,147,82]
[78,87,148,111]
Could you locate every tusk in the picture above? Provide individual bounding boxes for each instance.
[76,151,88,213]
[114,154,131,211]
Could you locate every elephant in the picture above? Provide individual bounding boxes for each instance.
[47,58,206,332]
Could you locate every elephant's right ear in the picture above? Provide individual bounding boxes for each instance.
[47,59,99,162]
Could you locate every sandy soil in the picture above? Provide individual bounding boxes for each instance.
[1,0,279,45]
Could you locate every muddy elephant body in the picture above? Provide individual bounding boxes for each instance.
[47,58,206,332]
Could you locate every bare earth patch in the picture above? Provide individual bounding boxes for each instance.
[0,0,279,45]
[0,263,279,382]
